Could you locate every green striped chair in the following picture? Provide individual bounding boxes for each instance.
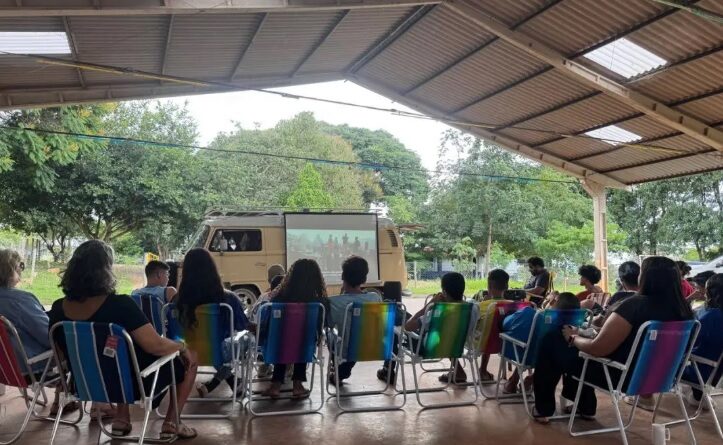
[403,301,480,409]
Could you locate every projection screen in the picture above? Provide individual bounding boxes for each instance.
[285,213,379,284]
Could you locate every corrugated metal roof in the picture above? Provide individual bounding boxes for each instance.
[0,0,721,186]
[358,4,496,92]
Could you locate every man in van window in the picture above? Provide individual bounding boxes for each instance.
[328,256,381,385]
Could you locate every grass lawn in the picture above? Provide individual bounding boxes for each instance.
[18,265,143,305]
[407,278,584,297]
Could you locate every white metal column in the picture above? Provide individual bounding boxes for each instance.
[582,180,609,292]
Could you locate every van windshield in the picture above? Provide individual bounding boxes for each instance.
[186,224,210,252]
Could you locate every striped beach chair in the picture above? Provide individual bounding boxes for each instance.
[471,300,533,397]
[49,321,179,445]
[0,317,80,445]
[569,320,700,445]
[403,301,480,409]
[498,308,590,410]
[245,302,325,416]
[328,302,406,412]
[131,293,165,335]
[673,352,723,439]
[163,303,247,418]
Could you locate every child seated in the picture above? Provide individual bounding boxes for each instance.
[475,269,510,382]
[502,292,580,393]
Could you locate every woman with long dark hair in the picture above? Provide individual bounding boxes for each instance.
[48,240,198,439]
[532,256,694,423]
[175,248,248,398]
[263,258,329,399]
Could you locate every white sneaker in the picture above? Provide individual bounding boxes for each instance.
[684,389,710,411]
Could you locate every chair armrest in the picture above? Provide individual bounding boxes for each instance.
[578,352,627,371]
[27,350,53,365]
[690,354,718,368]
[499,333,526,348]
[140,352,179,378]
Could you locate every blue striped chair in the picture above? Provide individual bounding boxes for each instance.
[131,293,165,335]
[49,321,179,445]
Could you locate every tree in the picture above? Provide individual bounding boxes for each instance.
[0,105,109,190]
[285,163,334,209]
[319,123,429,205]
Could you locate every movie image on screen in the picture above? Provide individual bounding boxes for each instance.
[285,214,379,284]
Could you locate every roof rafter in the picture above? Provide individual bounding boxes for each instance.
[291,9,350,77]
[62,17,85,88]
[346,4,435,74]
[626,43,723,84]
[160,15,175,75]
[228,12,268,81]
[447,0,723,152]
[403,0,563,96]
[493,92,601,131]
[599,148,718,174]
[349,72,628,189]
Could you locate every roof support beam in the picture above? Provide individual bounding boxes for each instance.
[649,0,723,25]
[403,0,563,96]
[447,0,723,152]
[291,9,349,77]
[0,0,441,16]
[160,15,175,75]
[62,17,85,88]
[348,72,628,189]
[451,67,553,114]
[346,4,435,74]
[228,12,268,81]
[627,44,723,84]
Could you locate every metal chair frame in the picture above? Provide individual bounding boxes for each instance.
[326,302,407,412]
[568,320,701,445]
[49,321,179,445]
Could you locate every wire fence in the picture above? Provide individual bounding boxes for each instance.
[0,235,145,305]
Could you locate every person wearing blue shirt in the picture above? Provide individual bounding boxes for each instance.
[0,249,50,374]
[328,256,381,385]
[131,260,177,303]
[682,273,723,407]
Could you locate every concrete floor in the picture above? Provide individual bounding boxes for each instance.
[1,298,720,444]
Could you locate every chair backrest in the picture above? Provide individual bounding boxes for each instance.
[624,320,699,396]
[588,292,611,307]
[0,317,29,388]
[131,293,165,335]
[420,302,476,360]
[51,321,138,404]
[523,308,588,366]
[340,302,397,362]
[257,302,324,365]
[476,301,532,354]
[165,303,232,368]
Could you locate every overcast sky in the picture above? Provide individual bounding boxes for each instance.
[167,80,452,170]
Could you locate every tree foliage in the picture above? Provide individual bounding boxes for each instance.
[285,163,334,210]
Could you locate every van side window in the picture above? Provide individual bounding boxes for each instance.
[209,229,262,252]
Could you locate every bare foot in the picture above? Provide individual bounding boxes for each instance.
[262,382,282,399]
[292,380,309,399]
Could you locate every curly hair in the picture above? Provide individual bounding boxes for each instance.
[578,264,602,285]
[60,240,116,301]
[0,249,22,287]
[275,258,328,303]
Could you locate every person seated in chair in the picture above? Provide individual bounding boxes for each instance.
[524,257,550,306]
[681,273,723,408]
[584,261,639,327]
[475,268,510,382]
[575,265,603,302]
[327,256,382,385]
[502,292,580,394]
[131,260,177,303]
[377,273,466,385]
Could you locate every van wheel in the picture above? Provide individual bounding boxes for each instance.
[232,286,259,309]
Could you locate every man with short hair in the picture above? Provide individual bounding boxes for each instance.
[131,260,176,302]
[328,256,382,385]
[473,268,511,382]
[588,261,640,328]
[524,257,550,304]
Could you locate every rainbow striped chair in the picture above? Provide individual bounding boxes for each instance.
[328,302,406,412]
[163,302,246,419]
[0,317,81,445]
[472,300,533,398]
[245,302,326,416]
[670,352,722,439]
[569,320,700,445]
[49,321,179,445]
[131,293,165,335]
[403,301,480,409]
[498,308,590,410]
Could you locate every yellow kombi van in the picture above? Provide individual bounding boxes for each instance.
[184,211,407,306]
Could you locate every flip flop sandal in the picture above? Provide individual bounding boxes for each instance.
[49,400,80,417]
[438,373,467,384]
[161,423,198,440]
[563,405,595,420]
[292,389,310,399]
[479,371,495,382]
[111,420,132,436]
[89,405,116,422]
[531,407,550,424]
